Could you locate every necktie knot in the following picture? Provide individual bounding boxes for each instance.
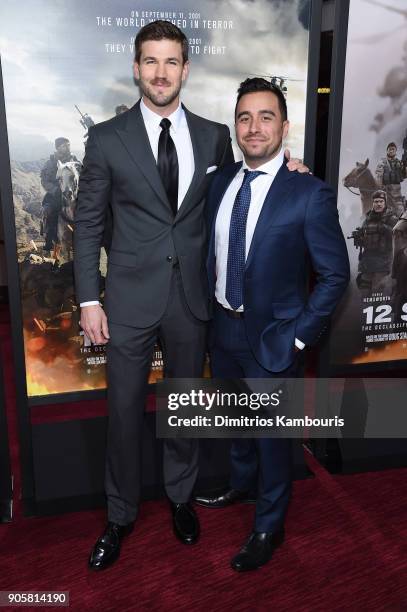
[160,118,171,131]
[243,169,264,185]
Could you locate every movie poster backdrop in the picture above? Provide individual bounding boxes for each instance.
[330,0,407,367]
[0,0,312,398]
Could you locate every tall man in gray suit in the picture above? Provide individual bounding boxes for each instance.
[74,20,233,570]
[75,21,304,570]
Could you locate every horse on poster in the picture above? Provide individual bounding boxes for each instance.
[342,159,379,216]
[56,160,82,261]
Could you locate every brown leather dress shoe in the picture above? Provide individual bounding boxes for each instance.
[231,529,285,572]
[88,521,134,571]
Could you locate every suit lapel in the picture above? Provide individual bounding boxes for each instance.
[175,106,212,221]
[210,162,242,225]
[115,101,170,208]
[246,161,296,268]
[208,162,242,259]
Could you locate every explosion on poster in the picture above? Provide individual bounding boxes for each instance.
[0,0,311,397]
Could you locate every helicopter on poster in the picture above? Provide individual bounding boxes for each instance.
[250,74,304,96]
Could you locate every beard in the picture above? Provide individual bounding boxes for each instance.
[139,78,182,108]
[240,140,282,165]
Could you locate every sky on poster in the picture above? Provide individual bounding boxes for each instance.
[338,0,407,234]
[0,0,310,161]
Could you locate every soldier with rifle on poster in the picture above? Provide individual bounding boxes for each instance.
[349,190,398,296]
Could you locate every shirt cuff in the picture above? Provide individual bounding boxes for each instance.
[80,301,100,307]
[295,337,305,350]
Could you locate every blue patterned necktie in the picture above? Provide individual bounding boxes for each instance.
[225,170,264,310]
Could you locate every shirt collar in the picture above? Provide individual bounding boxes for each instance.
[140,98,184,133]
[241,146,285,176]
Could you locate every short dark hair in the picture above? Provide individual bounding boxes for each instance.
[235,77,288,122]
[135,20,188,64]
[387,142,397,150]
[115,104,129,116]
[372,189,386,202]
[55,137,69,149]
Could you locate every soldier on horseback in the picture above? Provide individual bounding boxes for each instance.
[375,142,407,217]
[40,137,79,253]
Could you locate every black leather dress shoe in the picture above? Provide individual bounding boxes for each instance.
[231,529,285,572]
[88,521,134,571]
[194,488,256,508]
[170,502,200,544]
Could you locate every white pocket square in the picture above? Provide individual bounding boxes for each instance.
[206,165,218,174]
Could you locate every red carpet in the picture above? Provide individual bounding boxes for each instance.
[1,459,406,611]
[1,307,407,611]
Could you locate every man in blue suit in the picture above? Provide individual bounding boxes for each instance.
[195,78,350,571]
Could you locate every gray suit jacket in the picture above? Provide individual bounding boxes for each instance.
[74,100,234,327]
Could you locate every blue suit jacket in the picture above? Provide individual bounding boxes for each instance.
[206,160,350,372]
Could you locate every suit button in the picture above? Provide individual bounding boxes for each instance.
[166,256,173,262]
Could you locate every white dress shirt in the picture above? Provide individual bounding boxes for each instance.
[139,98,195,206]
[214,148,305,350]
[81,98,195,308]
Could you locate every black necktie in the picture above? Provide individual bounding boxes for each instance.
[157,118,179,216]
